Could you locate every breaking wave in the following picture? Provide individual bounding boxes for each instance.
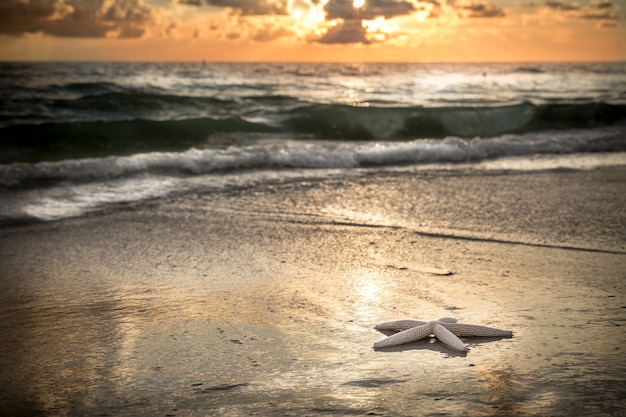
[2,127,624,187]
[1,102,624,164]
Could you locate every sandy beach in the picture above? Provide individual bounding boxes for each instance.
[1,161,625,416]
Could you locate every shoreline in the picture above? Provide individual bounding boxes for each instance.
[1,164,625,416]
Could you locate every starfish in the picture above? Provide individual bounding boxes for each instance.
[374,318,512,351]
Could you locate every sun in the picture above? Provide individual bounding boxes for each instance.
[353,0,365,8]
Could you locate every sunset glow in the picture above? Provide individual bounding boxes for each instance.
[0,0,624,62]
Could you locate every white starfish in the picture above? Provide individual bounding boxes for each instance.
[374,318,512,351]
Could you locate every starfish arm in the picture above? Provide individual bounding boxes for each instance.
[439,323,513,338]
[437,318,458,323]
[374,322,433,349]
[375,319,427,331]
[433,323,468,351]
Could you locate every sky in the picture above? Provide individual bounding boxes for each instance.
[0,0,624,62]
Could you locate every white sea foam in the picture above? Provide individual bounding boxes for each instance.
[1,126,623,188]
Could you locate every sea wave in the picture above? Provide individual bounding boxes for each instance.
[62,91,236,112]
[286,102,626,139]
[57,81,124,95]
[1,102,625,163]
[1,127,624,187]
[0,117,279,163]
[513,66,545,74]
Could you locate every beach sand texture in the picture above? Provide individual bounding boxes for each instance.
[1,164,625,416]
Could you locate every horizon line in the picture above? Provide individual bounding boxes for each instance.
[1,59,625,64]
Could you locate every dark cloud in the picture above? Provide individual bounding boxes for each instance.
[324,0,415,20]
[179,0,288,15]
[545,0,621,22]
[102,0,153,22]
[0,0,64,20]
[0,0,154,37]
[317,19,370,44]
[446,0,505,18]
[460,1,505,17]
[583,0,619,20]
[545,1,580,11]
[591,0,613,9]
[579,11,617,19]
[314,0,417,44]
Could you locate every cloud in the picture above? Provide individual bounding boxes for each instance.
[446,0,505,18]
[0,0,155,37]
[579,11,617,19]
[324,0,415,20]
[544,0,621,22]
[598,20,617,27]
[458,1,505,17]
[102,0,153,23]
[317,19,370,43]
[252,23,294,41]
[591,0,613,9]
[193,0,415,22]
[316,0,416,44]
[545,1,580,11]
[179,0,288,15]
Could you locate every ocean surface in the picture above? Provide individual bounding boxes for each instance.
[1,61,625,223]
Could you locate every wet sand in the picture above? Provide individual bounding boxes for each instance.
[1,163,625,416]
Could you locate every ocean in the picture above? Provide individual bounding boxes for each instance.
[1,61,625,223]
